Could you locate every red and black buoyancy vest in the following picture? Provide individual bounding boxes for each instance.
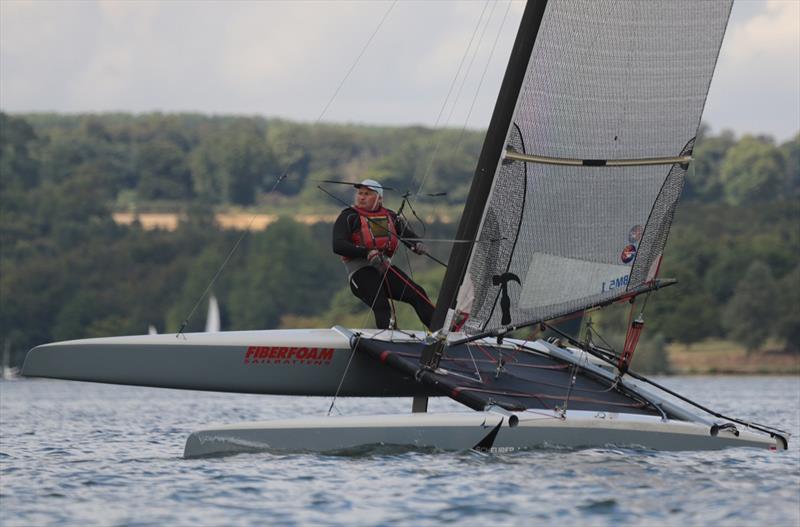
[342,206,399,261]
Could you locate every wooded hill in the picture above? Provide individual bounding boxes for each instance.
[1,112,798,370]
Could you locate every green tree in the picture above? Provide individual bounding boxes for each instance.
[136,139,192,200]
[651,290,722,344]
[190,119,274,205]
[35,116,133,193]
[227,218,340,329]
[631,333,670,374]
[722,260,779,352]
[0,113,40,191]
[684,127,735,202]
[774,265,800,353]
[53,291,104,341]
[0,114,42,260]
[165,245,232,333]
[779,133,799,199]
[719,136,786,205]
[264,121,311,196]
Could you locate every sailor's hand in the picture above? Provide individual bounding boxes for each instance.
[413,242,427,255]
[368,250,391,270]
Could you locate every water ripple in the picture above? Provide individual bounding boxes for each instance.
[1,377,798,527]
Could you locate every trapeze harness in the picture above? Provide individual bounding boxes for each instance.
[340,206,399,262]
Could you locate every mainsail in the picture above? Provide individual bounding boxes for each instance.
[437,0,732,336]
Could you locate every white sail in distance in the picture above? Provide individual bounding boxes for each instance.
[205,294,221,333]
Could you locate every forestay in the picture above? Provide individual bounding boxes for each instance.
[457,0,733,333]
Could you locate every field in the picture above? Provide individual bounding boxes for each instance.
[112,211,455,231]
[668,340,799,374]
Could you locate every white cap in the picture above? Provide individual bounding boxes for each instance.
[354,179,383,198]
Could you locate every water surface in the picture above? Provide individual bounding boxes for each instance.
[1,377,798,526]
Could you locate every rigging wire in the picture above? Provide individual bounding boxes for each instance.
[325,195,438,415]
[326,263,405,416]
[175,222,255,338]
[326,203,436,415]
[415,0,515,199]
[450,0,515,159]
[317,185,448,267]
[442,0,499,130]
[337,1,509,333]
[175,3,398,337]
[272,1,398,189]
[411,0,492,199]
[313,2,398,127]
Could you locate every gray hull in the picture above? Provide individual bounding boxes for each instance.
[184,410,780,458]
[23,328,788,454]
[22,329,433,396]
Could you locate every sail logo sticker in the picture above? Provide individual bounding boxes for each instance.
[244,346,334,366]
[628,224,644,244]
[620,244,637,264]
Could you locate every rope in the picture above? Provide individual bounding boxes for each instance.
[442,0,499,132]
[412,0,492,199]
[327,239,422,414]
[391,205,418,319]
[464,345,484,382]
[177,4,397,337]
[559,363,578,415]
[386,265,435,308]
[175,221,254,338]
[314,2,397,126]
[327,264,395,416]
[449,0,515,167]
[458,386,650,410]
[317,185,448,267]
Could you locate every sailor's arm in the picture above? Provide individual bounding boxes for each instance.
[332,210,369,259]
[393,214,426,255]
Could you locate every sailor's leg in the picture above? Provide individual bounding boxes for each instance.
[384,267,434,330]
[350,267,392,329]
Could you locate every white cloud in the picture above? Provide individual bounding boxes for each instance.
[1,0,796,140]
[705,0,800,141]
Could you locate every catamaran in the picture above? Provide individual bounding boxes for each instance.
[23,0,789,456]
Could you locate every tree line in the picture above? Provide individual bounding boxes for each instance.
[1,112,798,370]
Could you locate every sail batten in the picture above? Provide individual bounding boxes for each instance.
[504,150,692,167]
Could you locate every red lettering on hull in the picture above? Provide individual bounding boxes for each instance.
[244,346,336,366]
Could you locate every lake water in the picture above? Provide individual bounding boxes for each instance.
[1,377,799,526]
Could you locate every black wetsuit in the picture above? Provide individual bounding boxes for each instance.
[332,207,434,330]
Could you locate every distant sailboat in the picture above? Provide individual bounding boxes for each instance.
[205,294,221,333]
[2,341,19,381]
[146,294,220,335]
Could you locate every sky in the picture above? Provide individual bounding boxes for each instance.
[1,0,798,142]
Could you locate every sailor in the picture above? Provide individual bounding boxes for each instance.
[332,179,434,330]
